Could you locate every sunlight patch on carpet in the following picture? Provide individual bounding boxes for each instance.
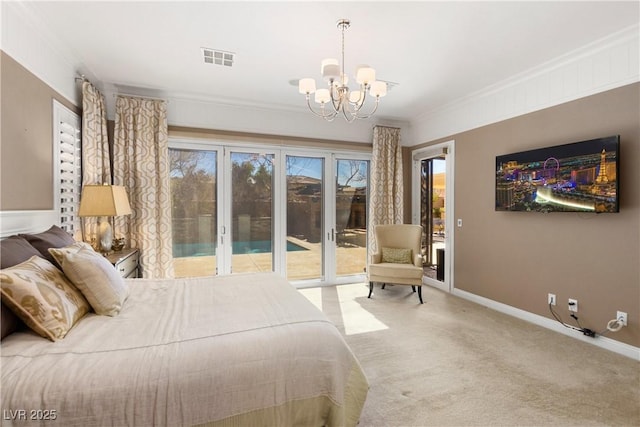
[338,284,388,335]
[300,284,388,336]
[299,287,324,312]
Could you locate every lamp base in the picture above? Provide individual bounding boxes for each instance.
[98,217,113,254]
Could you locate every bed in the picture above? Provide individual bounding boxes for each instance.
[0,225,368,426]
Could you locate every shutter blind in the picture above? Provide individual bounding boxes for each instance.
[54,101,82,236]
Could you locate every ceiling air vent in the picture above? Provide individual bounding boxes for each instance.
[202,48,235,67]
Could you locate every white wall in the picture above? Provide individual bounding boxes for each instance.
[2,1,636,146]
[410,24,639,145]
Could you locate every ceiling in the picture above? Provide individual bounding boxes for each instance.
[21,1,640,123]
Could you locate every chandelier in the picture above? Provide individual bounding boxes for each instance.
[298,19,387,122]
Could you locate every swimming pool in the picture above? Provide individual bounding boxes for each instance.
[173,240,307,257]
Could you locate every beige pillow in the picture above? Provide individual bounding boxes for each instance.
[381,247,412,264]
[49,242,129,316]
[0,256,90,341]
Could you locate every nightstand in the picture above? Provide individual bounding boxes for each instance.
[105,248,139,278]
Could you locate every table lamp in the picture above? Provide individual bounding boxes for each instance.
[78,184,132,253]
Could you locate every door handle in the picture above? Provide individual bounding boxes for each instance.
[328,229,335,242]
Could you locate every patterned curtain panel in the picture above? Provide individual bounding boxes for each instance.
[81,82,111,246]
[368,126,403,256]
[113,96,174,279]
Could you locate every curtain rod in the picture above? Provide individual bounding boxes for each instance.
[113,93,169,103]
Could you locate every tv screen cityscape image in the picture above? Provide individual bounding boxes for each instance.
[495,136,619,213]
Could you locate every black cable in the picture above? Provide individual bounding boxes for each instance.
[570,313,583,329]
[553,306,625,338]
[549,303,582,332]
[549,304,596,337]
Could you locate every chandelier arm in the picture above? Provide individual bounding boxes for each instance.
[342,107,358,123]
[349,85,369,113]
[349,89,365,111]
[305,94,338,120]
[322,103,338,122]
[351,97,381,119]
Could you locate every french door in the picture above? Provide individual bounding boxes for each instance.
[412,141,455,293]
[285,153,325,281]
[169,141,369,285]
[334,157,368,279]
[170,146,219,278]
[283,152,369,284]
[226,150,275,275]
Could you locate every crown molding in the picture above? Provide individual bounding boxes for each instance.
[410,24,640,145]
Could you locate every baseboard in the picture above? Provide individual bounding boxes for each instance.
[452,288,640,361]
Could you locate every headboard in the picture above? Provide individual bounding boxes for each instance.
[0,210,60,238]
[1,209,64,340]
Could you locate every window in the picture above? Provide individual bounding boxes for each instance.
[53,100,81,237]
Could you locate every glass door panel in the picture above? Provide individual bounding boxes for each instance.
[420,156,446,282]
[336,159,368,277]
[286,155,324,280]
[169,148,217,278]
[230,152,274,274]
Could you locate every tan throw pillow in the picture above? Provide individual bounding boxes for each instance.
[0,256,90,341]
[381,247,412,264]
[49,242,129,316]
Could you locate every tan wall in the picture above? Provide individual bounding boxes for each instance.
[411,83,639,347]
[0,51,78,210]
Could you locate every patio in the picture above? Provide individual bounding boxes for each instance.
[173,238,367,280]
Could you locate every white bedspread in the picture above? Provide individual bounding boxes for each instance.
[1,273,368,426]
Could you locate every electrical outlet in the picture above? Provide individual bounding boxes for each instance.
[548,293,556,305]
[568,298,578,312]
[617,311,628,326]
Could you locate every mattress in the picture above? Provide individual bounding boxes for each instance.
[0,273,368,426]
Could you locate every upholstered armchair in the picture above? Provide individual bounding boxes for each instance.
[368,224,424,303]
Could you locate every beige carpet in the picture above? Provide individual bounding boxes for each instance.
[299,283,639,427]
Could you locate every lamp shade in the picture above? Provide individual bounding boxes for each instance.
[356,66,375,85]
[321,58,340,81]
[78,185,132,217]
[298,78,316,94]
[369,80,387,98]
[315,89,330,104]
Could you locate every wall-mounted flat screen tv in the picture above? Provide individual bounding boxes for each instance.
[495,135,620,213]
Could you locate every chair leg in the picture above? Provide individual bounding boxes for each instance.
[368,282,374,298]
[411,285,416,292]
[418,286,423,304]
[381,283,386,290]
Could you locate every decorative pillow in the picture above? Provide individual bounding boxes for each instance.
[381,247,413,264]
[49,242,129,316]
[0,235,45,268]
[20,225,75,268]
[1,302,21,340]
[0,235,44,339]
[0,256,90,341]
